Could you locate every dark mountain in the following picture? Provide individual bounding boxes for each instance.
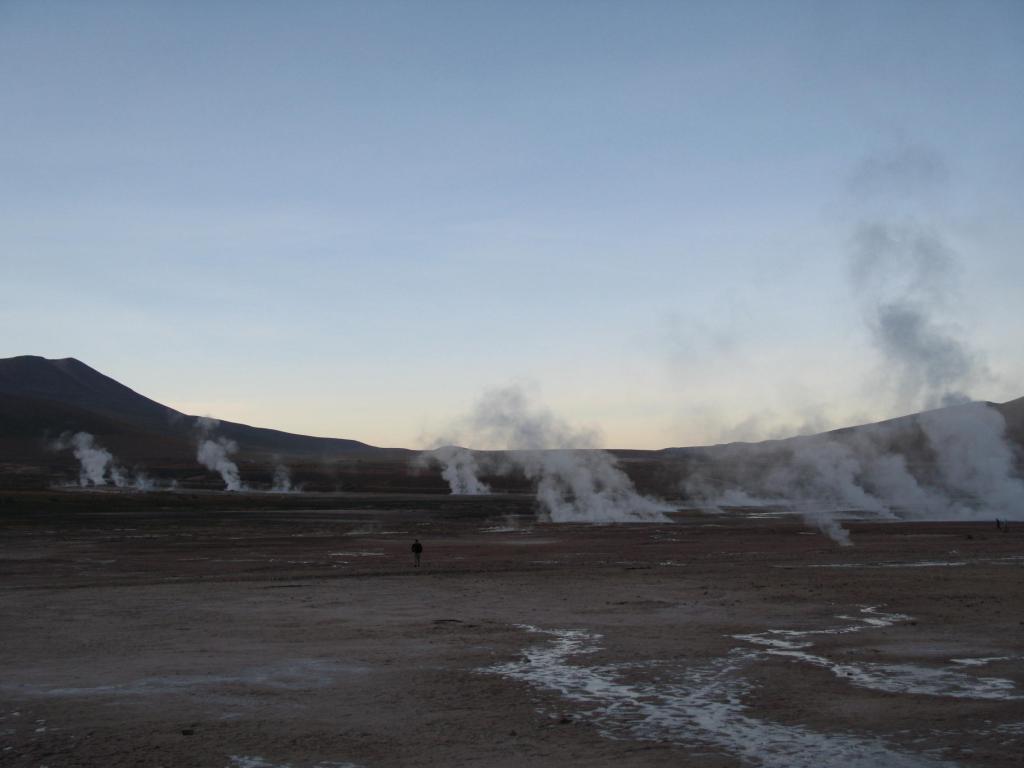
[0,355,380,462]
[0,355,183,429]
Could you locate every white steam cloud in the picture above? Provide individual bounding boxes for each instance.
[131,471,157,492]
[685,147,1024,542]
[917,404,1024,517]
[419,445,491,495]
[51,432,152,490]
[688,401,1024,540]
[271,463,293,493]
[195,418,244,491]
[423,386,670,523]
[849,222,982,411]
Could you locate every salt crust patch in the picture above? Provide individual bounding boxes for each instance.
[779,554,1024,569]
[950,657,1015,668]
[487,607,1020,767]
[6,660,370,698]
[734,609,1021,701]
[229,757,361,768]
[780,561,966,569]
[328,552,385,557]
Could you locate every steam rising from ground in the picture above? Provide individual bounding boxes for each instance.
[51,432,153,490]
[688,402,1024,544]
[271,463,293,493]
[850,221,982,411]
[685,147,1024,542]
[422,387,670,522]
[847,146,990,415]
[418,445,491,495]
[195,418,243,491]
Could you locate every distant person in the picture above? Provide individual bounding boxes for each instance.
[411,539,423,567]
[996,519,1002,530]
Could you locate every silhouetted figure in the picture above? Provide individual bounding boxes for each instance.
[411,539,423,567]
[996,519,1002,530]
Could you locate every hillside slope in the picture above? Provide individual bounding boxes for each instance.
[0,356,380,461]
[663,396,1024,458]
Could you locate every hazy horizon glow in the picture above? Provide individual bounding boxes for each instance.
[2,1,1022,449]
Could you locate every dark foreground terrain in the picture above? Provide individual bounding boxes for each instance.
[1,490,1022,767]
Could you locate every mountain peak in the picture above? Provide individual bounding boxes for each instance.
[0,354,182,427]
[0,355,378,460]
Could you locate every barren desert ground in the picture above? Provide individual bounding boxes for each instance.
[1,490,1022,767]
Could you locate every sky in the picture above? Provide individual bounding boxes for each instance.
[1,0,1022,449]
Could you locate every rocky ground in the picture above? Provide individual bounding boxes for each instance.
[1,490,1022,767]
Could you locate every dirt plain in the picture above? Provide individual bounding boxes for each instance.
[1,489,1022,768]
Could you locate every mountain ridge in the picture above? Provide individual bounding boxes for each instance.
[662,396,1024,456]
[0,355,381,461]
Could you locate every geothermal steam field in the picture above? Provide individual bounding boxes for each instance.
[6,2,1024,764]
[1,493,1023,767]
[1,360,1024,766]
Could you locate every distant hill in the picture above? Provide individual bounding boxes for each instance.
[994,396,1024,447]
[822,396,1024,452]
[651,396,1024,502]
[0,355,381,464]
[660,396,1024,457]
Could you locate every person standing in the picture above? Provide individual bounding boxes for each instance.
[411,538,423,567]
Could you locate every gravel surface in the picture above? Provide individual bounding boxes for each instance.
[1,491,1022,767]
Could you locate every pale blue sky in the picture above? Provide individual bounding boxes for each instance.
[2,1,1022,448]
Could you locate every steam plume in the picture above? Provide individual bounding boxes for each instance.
[271,463,293,493]
[54,431,119,487]
[849,221,981,410]
[195,418,243,491]
[51,432,154,490]
[426,386,670,522]
[839,147,1021,520]
[132,471,157,492]
[419,445,491,495]
[683,147,1023,541]
[916,403,1024,517]
[687,400,1023,533]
